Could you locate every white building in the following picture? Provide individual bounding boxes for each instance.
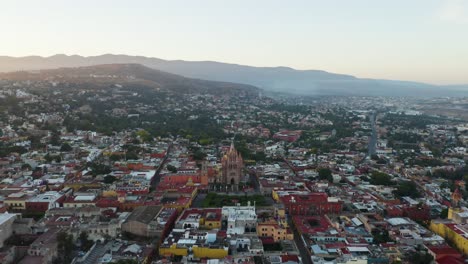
[0,213,18,248]
[222,203,257,235]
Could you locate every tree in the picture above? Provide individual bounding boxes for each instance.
[440,208,448,219]
[60,143,73,152]
[49,131,61,146]
[167,164,177,173]
[109,153,123,161]
[79,231,93,251]
[125,152,138,160]
[407,250,433,264]
[199,138,212,145]
[89,163,111,176]
[103,175,117,184]
[136,129,151,142]
[393,181,421,198]
[193,149,207,161]
[21,163,32,170]
[369,171,393,186]
[56,231,74,264]
[318,168,333,183]
[44,153,53,163]
[372,229,393,244]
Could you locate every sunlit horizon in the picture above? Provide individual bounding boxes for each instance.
[1,0,468,85]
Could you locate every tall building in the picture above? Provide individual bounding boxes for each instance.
[221,143,244,185]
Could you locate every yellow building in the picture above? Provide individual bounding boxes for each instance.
[102,190,118,197]
[201,217,222,229]
[192,246,228,259]
[159,243,228,259]
[4,193,29,210]
[159,230,228,259]
[430,219,468,255]
[257,220,294,242]
[176,208,222,230]
[162,196,193,212]
[65,182,101,191]
[159,243,189,257]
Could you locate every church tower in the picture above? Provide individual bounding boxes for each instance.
[448,187,463,220]
[221,143,244,185]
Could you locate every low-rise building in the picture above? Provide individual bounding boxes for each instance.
[121,206,177,239]
[222,203,257,235]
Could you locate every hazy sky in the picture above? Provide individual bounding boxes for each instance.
[1,0,468,84]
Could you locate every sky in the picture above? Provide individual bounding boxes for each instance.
[1,0,468,84]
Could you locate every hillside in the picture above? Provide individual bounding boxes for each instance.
[0,54,467,97]
[0,63,260,96]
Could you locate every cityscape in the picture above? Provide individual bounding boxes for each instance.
[1,1,468,264]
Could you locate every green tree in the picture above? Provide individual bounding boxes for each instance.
[193,149,207,161]
[109,154,123,161]
[407,250,433,264]
[136,129,151,142]
[44,153,53,163]
[372,229,393,244]
[167,164,177,173]
[369,171,393,186]
[56,231,74,264]
[21,163,32,170]
[49,131,61,146]
[393,181,421,198]
[440,208,448,219]
[103,175,117,184]
[60,143,73,152]
[79,231,93,251]
[318,168,333,183]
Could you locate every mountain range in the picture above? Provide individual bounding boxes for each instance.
[0,63,259,96]
[0,54,467,97]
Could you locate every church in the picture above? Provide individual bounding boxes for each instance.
[221,143,244,186]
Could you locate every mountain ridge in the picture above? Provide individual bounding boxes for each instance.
[0,54,467,97]
[0,63,260,96]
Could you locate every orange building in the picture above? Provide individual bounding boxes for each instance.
[257,220,294,242]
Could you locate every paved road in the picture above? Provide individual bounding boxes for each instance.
[150,144,172,191]
[368,112,377,156]
[249,170,260,192]
[288,217,312,264]
[192,193,207,208]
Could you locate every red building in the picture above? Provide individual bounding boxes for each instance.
[280,193,342,216]
[386,205,430,221]
[25,191,66,213]
[426,245,464,264]
[160,170,202,185]
[273,130,302,142]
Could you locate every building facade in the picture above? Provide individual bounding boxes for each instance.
[221,143,244,186]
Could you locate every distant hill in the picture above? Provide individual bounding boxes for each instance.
[0,63,260,96]
[0,54,467,97]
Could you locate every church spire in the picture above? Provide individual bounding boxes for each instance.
[452,187,462,208]
[230,141,235,152]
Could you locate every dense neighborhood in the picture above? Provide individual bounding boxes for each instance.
[0,72,468,264]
